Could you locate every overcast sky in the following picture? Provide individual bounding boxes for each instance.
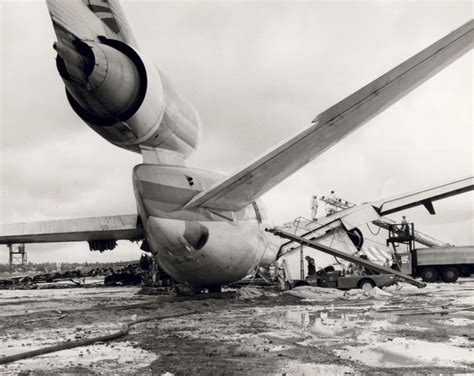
[0,1,472,264]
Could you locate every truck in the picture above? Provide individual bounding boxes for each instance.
[397,246,474,283]
[387,223,474,283]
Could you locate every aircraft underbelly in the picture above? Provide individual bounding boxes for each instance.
[146,216,267,286]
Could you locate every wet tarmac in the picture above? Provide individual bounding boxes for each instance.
[0,281,473,375]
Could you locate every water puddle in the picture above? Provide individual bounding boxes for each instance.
[276,308,363,337]
[278,360,354,375]
[0,341,157,374]
[262,305,393,347]
[336,338,474,368]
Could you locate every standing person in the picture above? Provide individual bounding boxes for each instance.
[305,256,316,277]
[311,195,319,220]
[400,216,409,233]
[276,258,288,291]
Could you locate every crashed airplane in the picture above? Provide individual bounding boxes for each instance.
[0,1,473,291]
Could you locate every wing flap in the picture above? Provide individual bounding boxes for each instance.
[183,20,473,212]
[0,215,142,244]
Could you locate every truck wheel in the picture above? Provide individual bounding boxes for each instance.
[442,267,459,283]
[359,279,375,291]
[421,267,438,282]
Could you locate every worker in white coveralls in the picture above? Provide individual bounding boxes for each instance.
[276,258,288,291]
[311,195,318,220]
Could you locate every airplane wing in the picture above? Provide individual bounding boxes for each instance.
[372,176,474,216]
[277,177,473,243]
[338,176,474,230]
[46,0,138,49]
[183,20,473,212]
[0,215,143,248]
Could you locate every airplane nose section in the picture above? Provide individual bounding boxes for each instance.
[147,217,209,251]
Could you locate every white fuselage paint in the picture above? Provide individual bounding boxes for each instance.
[146,215,277,287]
[132,164,280,287]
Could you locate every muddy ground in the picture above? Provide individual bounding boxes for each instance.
[0,281,473,375]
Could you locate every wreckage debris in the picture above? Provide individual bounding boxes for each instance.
[0,262,146,290]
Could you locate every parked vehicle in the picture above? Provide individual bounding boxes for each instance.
[292,268,398,290]
[398,246,474,283]
[387,223,474,283]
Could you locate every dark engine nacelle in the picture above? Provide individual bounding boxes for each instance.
[55,37,201,157]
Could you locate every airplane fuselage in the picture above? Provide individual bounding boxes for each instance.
[132,164,279,287]
[51,9,280,288]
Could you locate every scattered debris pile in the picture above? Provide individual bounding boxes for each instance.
[0,253,178,290]
[0,262,144,290]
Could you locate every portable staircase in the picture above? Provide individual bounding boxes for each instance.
[267,228,426,288]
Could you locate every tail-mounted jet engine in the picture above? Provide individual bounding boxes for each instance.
[54,37,201,157]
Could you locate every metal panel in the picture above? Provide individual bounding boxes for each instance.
[416,246,474,266]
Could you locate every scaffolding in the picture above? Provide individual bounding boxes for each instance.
[8,244,27,274]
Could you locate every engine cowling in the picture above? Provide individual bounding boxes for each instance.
[55,37,201,158]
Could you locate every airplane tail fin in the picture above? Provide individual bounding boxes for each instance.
[47,0,139,49]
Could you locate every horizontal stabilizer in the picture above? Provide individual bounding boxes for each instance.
[183,20,473,211]
[0,215,143,244]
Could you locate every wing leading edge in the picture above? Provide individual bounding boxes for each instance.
[183,20,474,212]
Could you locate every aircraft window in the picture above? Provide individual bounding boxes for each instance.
[252,201,262,224]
